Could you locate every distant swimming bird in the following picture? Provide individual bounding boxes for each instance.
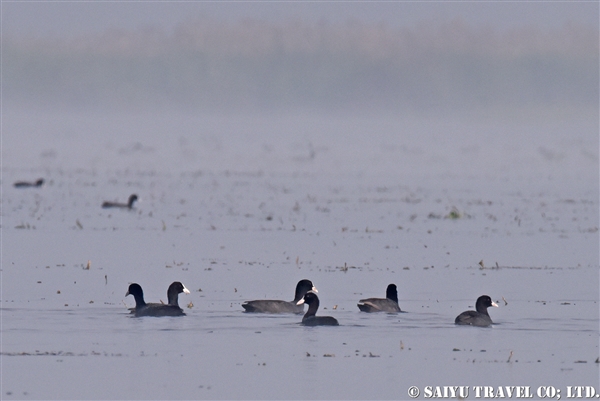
[128,281,190,314]
[455,295,498,327]
[14,178,44,188]
[126,283,187,317]
[297,291,339,326]
[102,194,138,209]
[357,283,402,313]
[242,279,317,314]
[166,281,190,308]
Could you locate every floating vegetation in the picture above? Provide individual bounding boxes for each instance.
[1,351,125,357]
[446,207,462,219]
[337,262,358,272]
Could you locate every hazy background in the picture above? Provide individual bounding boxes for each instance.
[3,2,598,117]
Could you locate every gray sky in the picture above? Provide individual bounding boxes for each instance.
[4,2,598,39]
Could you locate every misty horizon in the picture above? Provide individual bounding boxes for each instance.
[4,17,598,116]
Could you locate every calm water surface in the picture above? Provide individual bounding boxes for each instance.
[2,114,598,399]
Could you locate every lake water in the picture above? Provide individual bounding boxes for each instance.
[1,111,598,399]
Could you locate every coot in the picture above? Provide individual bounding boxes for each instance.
[126,283,186,317]
[102,194,138,209]
[455,295,498,327]
[357,283,402,313]
[242,279,317,314]
[297,291,339,326]
[14,178,44,188]
[166,281,190,307]
[128,281,191,314]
